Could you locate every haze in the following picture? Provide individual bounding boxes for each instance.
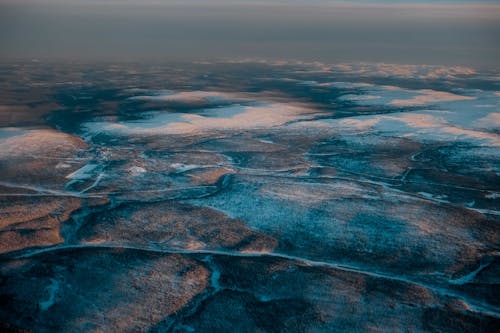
[1,0,499,67]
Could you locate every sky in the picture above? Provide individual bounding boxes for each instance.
[0,1,499,67]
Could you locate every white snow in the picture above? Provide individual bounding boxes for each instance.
[65,164,98,180]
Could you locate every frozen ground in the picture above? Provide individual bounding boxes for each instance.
[0,61,498,332]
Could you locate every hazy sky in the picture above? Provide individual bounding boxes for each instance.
[1,0,499,67]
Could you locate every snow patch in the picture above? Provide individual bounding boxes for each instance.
[128,166,147,176]
[65,164,98,180]
[485,192,500,199]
